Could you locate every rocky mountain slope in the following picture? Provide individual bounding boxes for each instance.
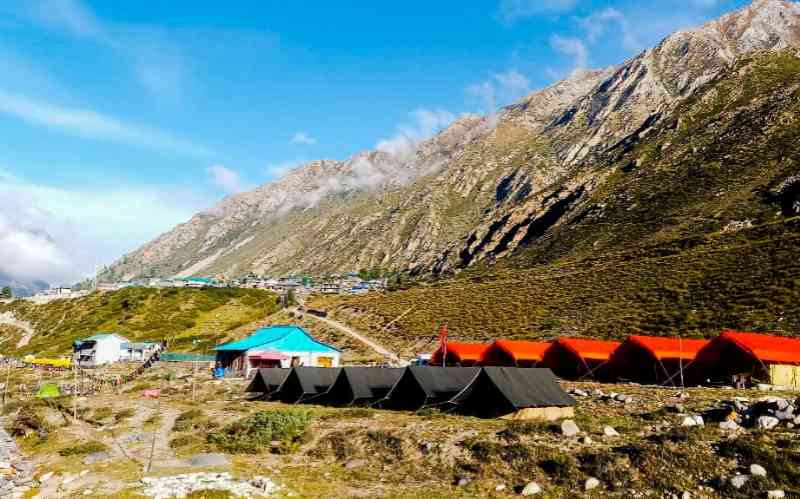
[314,48,800,348]
[102,0,800,282]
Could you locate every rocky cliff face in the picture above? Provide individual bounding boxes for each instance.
[102,0,800,281]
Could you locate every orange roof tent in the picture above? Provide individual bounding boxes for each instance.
[610,335,710,386]
[693,330,800,385]
[479,340,553,367]
[430,342,490,367]
[541,338,621,380]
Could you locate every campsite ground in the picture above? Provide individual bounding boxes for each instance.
[3,364,800,498]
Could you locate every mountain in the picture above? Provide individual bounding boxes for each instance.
[102,0,800,282]
[0,272,48,298]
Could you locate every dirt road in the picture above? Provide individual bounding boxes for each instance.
[293,307,405,365]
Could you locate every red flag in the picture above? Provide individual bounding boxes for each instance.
[438,323,448,367]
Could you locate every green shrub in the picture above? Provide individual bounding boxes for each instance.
[59,440,107,456]
[207,410,311,454]
[114,408,135,422]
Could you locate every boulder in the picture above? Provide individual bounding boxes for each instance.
[767,490,786,498]
[603,426,620,437]
[560,420,580,437]
[681,415,703,427]
[571,388,589,397]
[749,464,767,477]
[718,421,739,431]
[521,482,542,496]
[585,477,600,491]
[756,416,780,430]
[729,475,749,489]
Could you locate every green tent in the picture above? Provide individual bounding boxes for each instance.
[36,383,62,399]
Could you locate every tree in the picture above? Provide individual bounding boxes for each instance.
[0,287,11,299]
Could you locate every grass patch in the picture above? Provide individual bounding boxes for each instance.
[59,440,108,456]
[207,410,311,455]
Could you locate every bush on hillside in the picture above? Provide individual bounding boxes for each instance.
[207,410,311,454]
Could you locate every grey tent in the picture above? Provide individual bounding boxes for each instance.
[245,368,290,398]
[324,367,405,407]
[451,367,576,420]
[276,367,342,404]
[382,367,480,410]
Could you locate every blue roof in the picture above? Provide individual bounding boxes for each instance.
[213,325,341,354]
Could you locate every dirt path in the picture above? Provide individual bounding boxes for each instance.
[0,312,36,348]
[292,307,404,365]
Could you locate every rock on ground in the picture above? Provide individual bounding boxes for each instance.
[521,481,542,496]
[560,420,579,437]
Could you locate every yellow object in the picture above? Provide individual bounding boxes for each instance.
[769,364,800,389]
[317,356,333,368]
[25,356,73,368]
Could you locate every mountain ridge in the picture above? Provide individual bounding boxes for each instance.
[101,0,800,281]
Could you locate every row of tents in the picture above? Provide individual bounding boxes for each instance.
[246,366,577,420]
[432,330,800,388]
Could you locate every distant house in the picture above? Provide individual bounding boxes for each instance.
[320,283,341,294]
[120,341,161,362]
[185,277,215,288]
[73,333,129,367]
[214,325,341,377]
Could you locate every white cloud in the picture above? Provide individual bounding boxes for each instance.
[580,7,641,52]
[376,109,455,159]
[0,170,207,285]
[206,165,249,194]
[467,69,531,113]
[23,0,106,40]
[498,0,578,24]
[550,35,589,70]
[0,89,209,155]
[14,0,188,98]
[291,132,317,145]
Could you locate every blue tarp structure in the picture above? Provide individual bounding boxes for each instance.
[214,326,340,354]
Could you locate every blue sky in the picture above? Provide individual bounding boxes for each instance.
[0,0,751,284]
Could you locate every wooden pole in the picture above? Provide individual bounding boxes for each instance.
[72,361,78,421]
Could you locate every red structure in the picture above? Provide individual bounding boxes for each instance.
[430,342,490,366]
[541,338,621,380]
[479,340,553,367]
[610,335,709,385]
[692,330,800,386]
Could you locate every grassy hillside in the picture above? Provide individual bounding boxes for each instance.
[311,52,800,355]
[0,288,281,357]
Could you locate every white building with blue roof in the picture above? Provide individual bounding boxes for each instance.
[214,325,341,377]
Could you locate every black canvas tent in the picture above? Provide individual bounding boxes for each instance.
[324,367,405,406]
[245,368,291,398]
[451,367,576,419]
[276,367,342,404]
[382,366,480,410]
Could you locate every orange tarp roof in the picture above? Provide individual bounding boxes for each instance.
[557,338,621,361]
[430,342,490,363]
[717,330,800,365]
[627,335,710,361]
[484,340,552,362]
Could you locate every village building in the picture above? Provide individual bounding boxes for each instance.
[479,339,553,367]
[320,283,341,294]
[120,341,161,362]
[541,338,621,380]
[610,335,709,386]
[73,333,129,367]
[213,325,341,377]
[693,330,800,388]
[429,342,490,366]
